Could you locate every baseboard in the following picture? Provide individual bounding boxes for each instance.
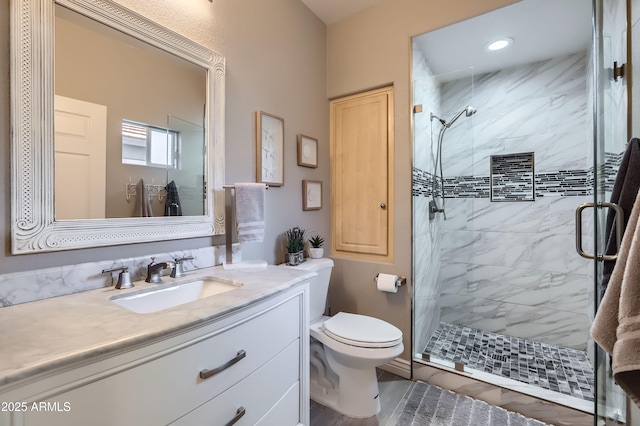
[379,357,411,379]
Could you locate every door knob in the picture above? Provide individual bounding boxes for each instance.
[380,203,386,209]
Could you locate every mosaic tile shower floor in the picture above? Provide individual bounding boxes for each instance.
[424,322,595,402]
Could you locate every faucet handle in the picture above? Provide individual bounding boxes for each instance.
[102,266,134,290]
[171,256,193,278]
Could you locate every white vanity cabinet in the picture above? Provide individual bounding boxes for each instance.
[1,285,309,426]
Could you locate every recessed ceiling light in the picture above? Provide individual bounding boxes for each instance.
[486,38,513,51]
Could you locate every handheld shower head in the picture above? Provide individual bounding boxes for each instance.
[429,104,477,221]
[443,105,477,128]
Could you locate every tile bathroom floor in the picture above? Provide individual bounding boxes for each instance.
[424,322,595,402]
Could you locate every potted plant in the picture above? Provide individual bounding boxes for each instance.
[286,226,306,265]
[308,235,324,259]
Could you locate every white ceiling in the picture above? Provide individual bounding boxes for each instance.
[300,0,383,25]
[302,0,592,79]
[413,0,592,78]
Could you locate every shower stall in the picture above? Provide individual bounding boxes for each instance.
[411,0,629,423]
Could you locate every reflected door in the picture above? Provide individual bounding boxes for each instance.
[54,95,107,220]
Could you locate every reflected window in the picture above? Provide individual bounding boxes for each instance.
[122,120,179,168]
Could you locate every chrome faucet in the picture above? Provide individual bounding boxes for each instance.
[171,256,194,278]
[145,257,174,283]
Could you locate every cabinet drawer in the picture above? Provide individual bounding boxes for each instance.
[255,381,300,426]
[22,296,301,426]
[171,339,300,426]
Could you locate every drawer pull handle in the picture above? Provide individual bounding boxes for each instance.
[199,350,246,380]
[224,406,246,426]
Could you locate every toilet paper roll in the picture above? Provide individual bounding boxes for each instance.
[377,273,399,293]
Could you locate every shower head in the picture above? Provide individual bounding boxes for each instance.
[429,105,477,220]
[443,105,477,128]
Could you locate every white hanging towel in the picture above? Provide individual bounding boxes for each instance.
[234,183,266,243]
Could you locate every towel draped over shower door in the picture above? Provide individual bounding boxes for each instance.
[591,139,640,409]
[601,138,640,296]
[591,186,640,408]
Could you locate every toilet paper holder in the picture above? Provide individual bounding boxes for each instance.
[374,273,406,287]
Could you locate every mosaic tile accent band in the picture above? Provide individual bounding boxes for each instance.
[444,176,490,198]
[412,150,623,200]
[424,322,595,402]
[603,151,623,192]
[535,170,589,197]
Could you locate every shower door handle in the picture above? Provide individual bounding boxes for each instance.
[575,202,623,261]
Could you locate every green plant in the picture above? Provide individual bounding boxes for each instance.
[286,226,307,253]
[309,235,324,248]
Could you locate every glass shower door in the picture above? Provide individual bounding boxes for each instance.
[411,74,444,362]
[166,115,206,217]
[592,0,629,423]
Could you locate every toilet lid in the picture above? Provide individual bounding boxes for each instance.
[322,312,402,348]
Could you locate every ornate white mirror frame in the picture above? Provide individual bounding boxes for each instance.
[10,0,226,254]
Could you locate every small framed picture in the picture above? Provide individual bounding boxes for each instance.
[256,111,284,186]
[303,180,322,211]
[297,134,318,168]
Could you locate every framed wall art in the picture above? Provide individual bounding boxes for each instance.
[302,180,322,210]
[256,111,284,186]
[297,134,318,168]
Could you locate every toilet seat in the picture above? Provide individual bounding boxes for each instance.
[322,312,402,348]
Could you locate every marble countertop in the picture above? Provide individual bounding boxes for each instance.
[0,264,314,389]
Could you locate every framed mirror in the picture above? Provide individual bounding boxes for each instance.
[10,0,226,254]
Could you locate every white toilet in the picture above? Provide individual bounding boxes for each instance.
[292,258,403,418]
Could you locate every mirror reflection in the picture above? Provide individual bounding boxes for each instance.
[54,4,207,220]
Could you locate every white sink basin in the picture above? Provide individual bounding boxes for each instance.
[110,277,243,314]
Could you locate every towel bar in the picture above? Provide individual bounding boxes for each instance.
[125,182,167,202]
[223,184,270,189]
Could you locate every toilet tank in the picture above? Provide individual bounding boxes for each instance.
[290,258,334,321]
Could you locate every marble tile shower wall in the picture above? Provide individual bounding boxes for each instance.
[427,52,596,351]
[0,245,235,307]
[438,196,592,350]
[440,52,591,177]
[413,45,444,352]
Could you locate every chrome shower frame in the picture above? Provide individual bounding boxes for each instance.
[429,106,477,220]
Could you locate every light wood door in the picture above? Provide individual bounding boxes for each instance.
[54,95,107,220]
[330,86,394,260]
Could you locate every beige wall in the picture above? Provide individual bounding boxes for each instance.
[326,0,518,361]
[0,0,328,271]
[0,0,521,363]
